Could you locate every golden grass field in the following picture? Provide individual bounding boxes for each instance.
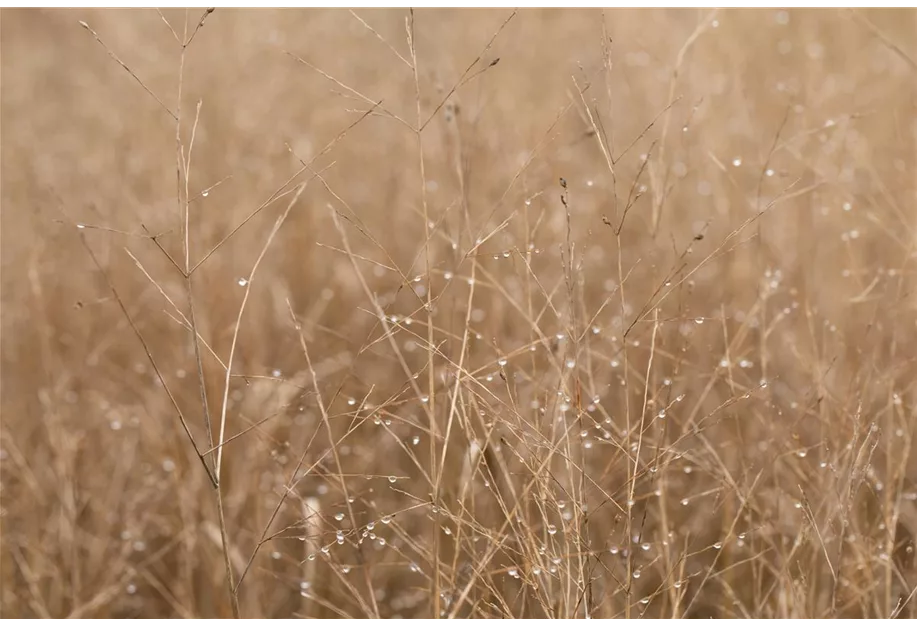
[1,7,916,619]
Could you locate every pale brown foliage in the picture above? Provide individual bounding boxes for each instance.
[2,8,916,619]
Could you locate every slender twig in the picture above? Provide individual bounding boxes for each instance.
[79,20,177,120]
[849,9,917,73]
[78,235,216,487]
[349,10,412,69]
[189,101,379,274]
[418,10,516,132]
[215,183,308,479]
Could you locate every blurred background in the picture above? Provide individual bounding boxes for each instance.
[1,7,916,618]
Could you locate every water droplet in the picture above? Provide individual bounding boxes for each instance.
[610,359,620,368]
[238,278,248,287]
[641,542,651,551]
[420,395,430,403]
[676,394,685,402]
[713,542,723,549]
[202,189,210,197]
[126,583,137,595]
[547,524,557,535]
[640,597,650,605]
[336,531,345,544]
[633,570,642,579]
[335,512,345,521]
[566,359,576,369]
[674,580,683,589]
[347,398,356,406]
[843,201,852,211]
[610,546,619,555]
[732,158,742,167]
[412,435,420,446]
[307,553,315,561]
[657,409,666,419]
[388,476,397,484]
[272,551,282,559]
[694,317,704,325]
[681,498,689,506]
[381,515,392,524]
[320,546,329,555]
[367,521,375,531]
[498,358,507,367]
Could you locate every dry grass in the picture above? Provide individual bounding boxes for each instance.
[2,7,916,619]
